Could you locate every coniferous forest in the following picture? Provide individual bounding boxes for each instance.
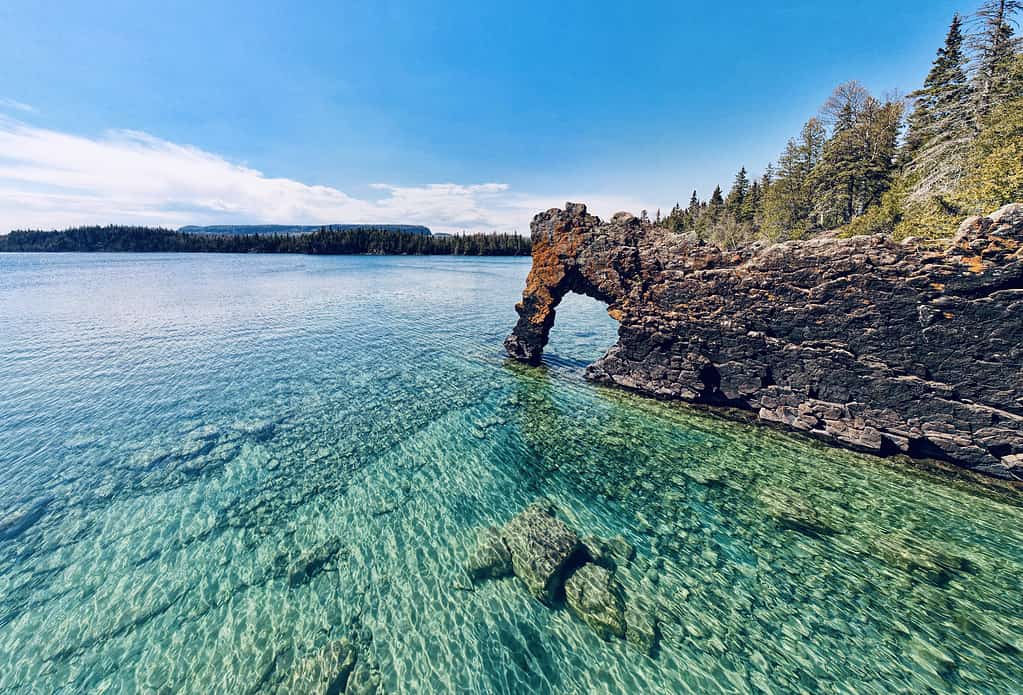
[0,225,532,256]
[656,0,1023,247]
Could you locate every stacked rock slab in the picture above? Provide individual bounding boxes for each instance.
[505,203,1023,480]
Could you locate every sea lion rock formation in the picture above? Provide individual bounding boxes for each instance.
[505,202,1023,480]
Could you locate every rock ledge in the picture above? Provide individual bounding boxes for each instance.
[506,203,1023,480]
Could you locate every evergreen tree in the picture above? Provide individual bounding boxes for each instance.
[686,190,701,226]
[904,14,974,203]
[744,179,763,222]
[958,54,1023,212]
[760,118,827,239]
[810,85,903,228]
[708,186,724,209]
[905,14,970,158]
[971,0,1023,120]
[724,167,750,220]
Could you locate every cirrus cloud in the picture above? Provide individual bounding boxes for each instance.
[0,118,651,234]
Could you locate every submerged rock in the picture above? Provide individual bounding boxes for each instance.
[625,599,661,657]
[0,497,50,541]
[582,534,635,570]
[564,563,626,640]
[505,202,1023,479]
[464,500,660,656]
[757,486,842,537]
[869,534,974,586]
[500,501,584,605]
[345,657,383,695]
[277,638,356,695]
[466,526,513,582]
[232,418,276,442]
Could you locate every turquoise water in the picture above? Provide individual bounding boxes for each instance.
[1,253,1022,694]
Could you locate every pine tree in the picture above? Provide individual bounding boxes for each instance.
[903,13,974,203]
[761,118,827,239]
[971,0,1023,121]
[905,14,970,158]
[810,83,903,228]
[707,186,725,220]
[811,83,873,227]
[686,190,701,223]
[744,179,763,223]
[725,167,750,220]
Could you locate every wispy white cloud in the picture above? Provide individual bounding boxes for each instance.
[0,99,36,114]
[0,118,650,234]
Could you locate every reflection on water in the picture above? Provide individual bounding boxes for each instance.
[0,253,1020,694]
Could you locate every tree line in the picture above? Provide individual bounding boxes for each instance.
[0,225,532,256]
[656,0,1023,246]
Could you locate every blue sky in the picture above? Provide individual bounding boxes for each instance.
[0,0,965,232]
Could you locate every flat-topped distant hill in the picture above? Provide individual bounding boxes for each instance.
[178,224,432,236]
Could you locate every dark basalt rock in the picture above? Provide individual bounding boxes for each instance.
[505,202,1023,480]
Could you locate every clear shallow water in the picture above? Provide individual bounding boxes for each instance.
[0,253,1021,694]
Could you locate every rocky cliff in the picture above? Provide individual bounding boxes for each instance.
[505,202,1023,480]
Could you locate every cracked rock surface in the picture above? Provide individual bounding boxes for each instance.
[506,202,1023,479]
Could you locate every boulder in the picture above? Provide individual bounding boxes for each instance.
[500,501,583,605]
[465,526,513,582]
[625,600,660,657]
[277,638,356,695]
[345,657,383,695]
[582,534,635,570]
[564,563,626,640]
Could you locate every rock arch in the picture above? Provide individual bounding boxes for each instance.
[506,201,1023,480]
[504,203,639,364]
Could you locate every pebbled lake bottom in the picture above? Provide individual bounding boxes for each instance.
[0,253,1021,694]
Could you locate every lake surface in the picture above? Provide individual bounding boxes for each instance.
[1,253,1022,694]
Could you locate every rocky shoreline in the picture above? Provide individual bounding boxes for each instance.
[505,202,1023,480]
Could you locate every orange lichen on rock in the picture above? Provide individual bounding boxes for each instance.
[960,255,987,274]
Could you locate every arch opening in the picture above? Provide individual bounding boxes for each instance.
[540,291,620,371]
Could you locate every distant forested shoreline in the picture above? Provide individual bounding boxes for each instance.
[0,225,532,256]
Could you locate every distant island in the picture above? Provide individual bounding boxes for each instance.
[0,225,531,256]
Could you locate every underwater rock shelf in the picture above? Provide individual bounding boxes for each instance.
[505,202,1023,480]
[466,500,660,656]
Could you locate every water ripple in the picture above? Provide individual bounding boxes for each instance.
[0,253,1020,694]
